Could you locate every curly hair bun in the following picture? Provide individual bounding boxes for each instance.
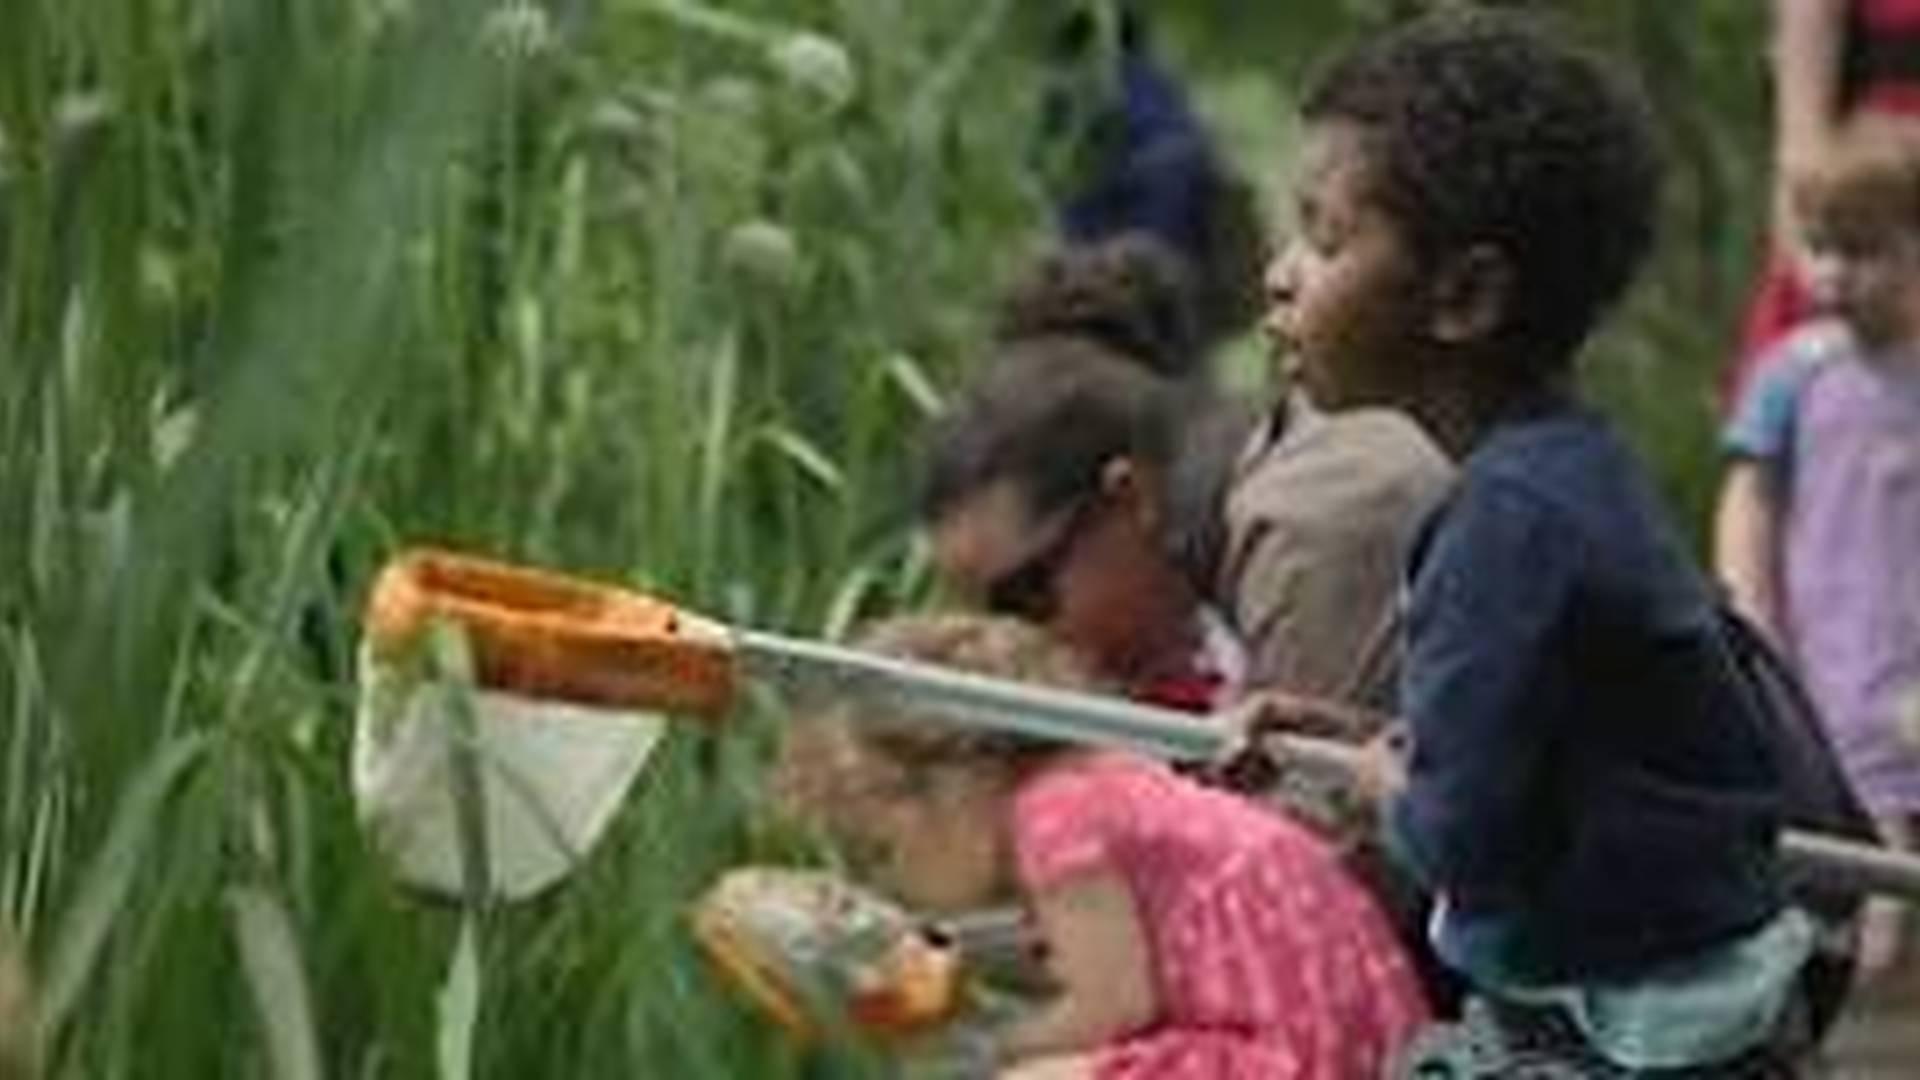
[994,233,1203,380]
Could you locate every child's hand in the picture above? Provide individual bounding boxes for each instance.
[998,872,1154,1061]
[1226,689,1359,740]
[1895,684,1920,753]
[1352,725,1410,805]
[1210,690,1382,793]
[998,1053,1093,1080]
[1213,690,1318,791]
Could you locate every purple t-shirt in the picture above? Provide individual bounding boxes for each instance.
[1725,321,1920,813]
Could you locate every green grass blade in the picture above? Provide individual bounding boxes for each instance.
[227,884,324,1080]
[696,331,742,587]
[881,351,945,420]
[436,918,483,1080]
[38,731,211,1038]
[753,424,846,496]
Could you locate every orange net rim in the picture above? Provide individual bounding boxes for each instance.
[363,548,739,715]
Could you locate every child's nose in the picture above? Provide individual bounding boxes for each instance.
[1263,241,1299,307]
[1802,251,1845,310]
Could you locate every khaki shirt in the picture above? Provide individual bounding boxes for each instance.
[1214,394,1455,715]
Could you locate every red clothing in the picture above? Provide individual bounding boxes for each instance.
[1012,752,1428,1080]
[1126,608,1244,714]
[1729,0,1920,411]
[1130,670,1224,713]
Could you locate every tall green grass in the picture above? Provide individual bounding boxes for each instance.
[0,1,1772,1076]
[1,0,1047,1073]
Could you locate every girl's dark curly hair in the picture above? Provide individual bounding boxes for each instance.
[993,233,1201,380]
[1304,9,1663,368]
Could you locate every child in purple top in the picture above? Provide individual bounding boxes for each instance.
[1717,116,1920,981]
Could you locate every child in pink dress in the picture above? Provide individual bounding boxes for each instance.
[1012,751,1428,1080]
[791,614,1427,1079]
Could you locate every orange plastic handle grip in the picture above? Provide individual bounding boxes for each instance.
[688,903,962,1044]
[689,906,816,1042]
[363,549,739,717]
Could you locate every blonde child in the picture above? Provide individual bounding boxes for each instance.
[795,613,1427,1080]
[1717,116,1920,980]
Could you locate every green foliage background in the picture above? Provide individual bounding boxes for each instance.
[0,0,1771,1075]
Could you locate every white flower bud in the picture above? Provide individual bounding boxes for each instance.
[699,76,763,122]
[722,220,801,289]
[768,32,856,115]
[582,99,645,143]
[482,2,553,62]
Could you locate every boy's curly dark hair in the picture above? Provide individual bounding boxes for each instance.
[1304,10,1662,367]
[994,234,1200,379]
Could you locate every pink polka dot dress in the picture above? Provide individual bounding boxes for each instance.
[1012,751,1428,1080]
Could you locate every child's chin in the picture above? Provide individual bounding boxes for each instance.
[1850,322,1904,354]
[1295,371,1365,413]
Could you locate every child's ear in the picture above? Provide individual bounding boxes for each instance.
[1098,456,1161,531]
[1427,244,1512,346]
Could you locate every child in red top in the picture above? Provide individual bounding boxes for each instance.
[796,614,1427,1079]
